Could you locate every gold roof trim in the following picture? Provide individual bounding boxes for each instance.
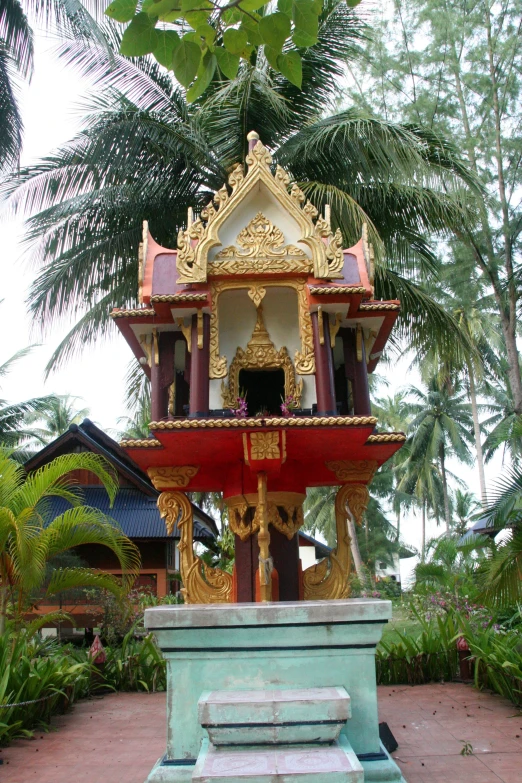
[309,286,367,295]
[150,293,207,303]
[366,433,406,443]
[111,309,156,318]
[176,136,344,283]
[119,438,162,448]
[359,303,400,312]
[148,415,377,430]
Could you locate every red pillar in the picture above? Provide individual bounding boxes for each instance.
[311,310,337,415]
[343,327,371,416]
[151,331,177,421]
[189,312,210,417]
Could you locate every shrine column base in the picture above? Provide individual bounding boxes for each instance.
[143,600,406,783]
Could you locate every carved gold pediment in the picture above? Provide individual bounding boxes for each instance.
[176,135,344,283]
[221,305,303,410]
[210,212,311,276]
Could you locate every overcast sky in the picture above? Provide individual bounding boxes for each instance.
[1,29,505,584]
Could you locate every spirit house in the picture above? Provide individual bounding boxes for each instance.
[112,132,405,606]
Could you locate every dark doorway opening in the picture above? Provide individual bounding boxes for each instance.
[239,368,285,416]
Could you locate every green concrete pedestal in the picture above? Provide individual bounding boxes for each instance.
[143,599,406,783]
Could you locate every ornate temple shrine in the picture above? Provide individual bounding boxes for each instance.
[112,131,405,608]
[112,132,407,783]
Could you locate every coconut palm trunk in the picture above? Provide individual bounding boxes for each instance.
[439,443,452,534]
[421,500,426,562]
[467,364,487,506]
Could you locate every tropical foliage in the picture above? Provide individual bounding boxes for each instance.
[0,450,140,634]
[3,1,479,375]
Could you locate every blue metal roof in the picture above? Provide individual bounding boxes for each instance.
[43,487,214,540]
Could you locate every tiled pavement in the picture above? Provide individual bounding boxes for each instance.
[379,682,522,783]
[0,684,520,782]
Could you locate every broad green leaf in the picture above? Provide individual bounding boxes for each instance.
[259,12,291,52]
[239,42,255,60]
[346,0,362,6]
[223,27,249,55]
[277,0,292,13]
[187,52,217,102]
[144,0,180,18]
[185,9,211,28]
[292,0,319,48]
[277,50,302,87]
[264,45,280,70]
[214,46,240,79]
[238,0,267,10]
[223,7,242,24]
[153,30,181,68]
[240,16,263,46]
[311,0,322,12]
[172,37,202,86]
[105,0,138,23]
[195,22,216,45]
[181,0,208,9]
[120,12,160,56]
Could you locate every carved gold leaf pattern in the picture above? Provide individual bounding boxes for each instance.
[250,431,280,460]
[215,212,307,261]
[147,465,199,490]
[325,460,378,483]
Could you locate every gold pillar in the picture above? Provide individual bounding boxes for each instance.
[256,471,272,602]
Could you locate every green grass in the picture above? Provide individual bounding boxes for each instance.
[380,603,423,646]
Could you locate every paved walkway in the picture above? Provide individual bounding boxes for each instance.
[0,684,520,782]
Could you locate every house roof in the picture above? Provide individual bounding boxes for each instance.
[24,419,218,539]
[43,487,214,540]
[458,514,498,544]
[297,530,331,558]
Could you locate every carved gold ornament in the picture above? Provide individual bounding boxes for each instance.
[221,305,303,409]
[175,135,344,283]
[366,432,406,443]
[111,309,155,318]
[250,431,281,460]
[226,492,305,542]
[157,491,231,604]
[209,278,315,379]
[325,460,378,483]
[358,303,400,312]
[329,314,343,348]
[147,465,199,490]
[149,415,377,430]
[119,438,162,448]
[302,483,368,601]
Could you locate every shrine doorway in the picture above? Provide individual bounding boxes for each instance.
[238,368,285,416]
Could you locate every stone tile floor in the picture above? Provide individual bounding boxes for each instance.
[0,683,520,782]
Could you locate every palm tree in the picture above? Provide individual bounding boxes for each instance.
[26,394,89,444]
[453,489,481,536]
[0,341,57,449]
[482,371,522,466]
[398,451,445,561]
[404,376,474,534]
[0,450,140,634]
[0,0,108,173]
[476,464,522,606]
[3,3,479,373]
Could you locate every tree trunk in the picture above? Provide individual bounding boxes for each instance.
[0,586,8,636]
[347,513,365,584]
[421,500,426,562]
[467,363,487,506]
[395,506,401,542]
[439,443,451,534]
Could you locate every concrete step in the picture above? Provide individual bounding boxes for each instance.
[192,736,364,783]
[198,687,350,746]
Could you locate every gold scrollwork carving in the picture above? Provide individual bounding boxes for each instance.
[303,484,368,601]
[325,460,378,483]
[226,492,305,542]
[210,279,315,379]
[247,285,266,308]
[221,306,303,409]
[147,466,199,490]
[158,492,231,604]
[215,212,308,263]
